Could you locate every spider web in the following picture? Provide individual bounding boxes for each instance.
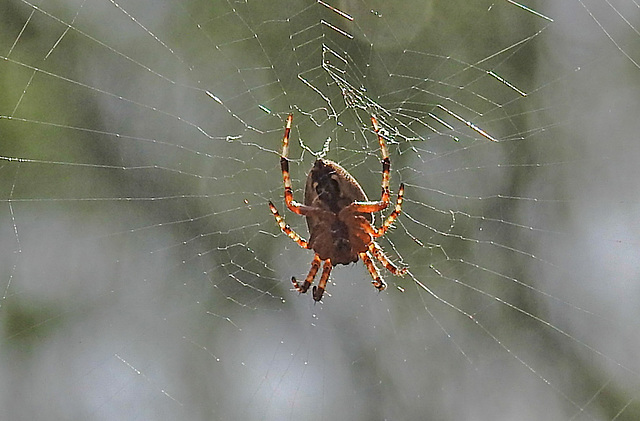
[1,0,640,419]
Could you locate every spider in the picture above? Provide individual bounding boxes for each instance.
[268,114,407,302]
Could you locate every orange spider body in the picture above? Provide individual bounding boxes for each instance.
[268,114,406,301]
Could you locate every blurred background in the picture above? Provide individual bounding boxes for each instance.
[1,0,640,419]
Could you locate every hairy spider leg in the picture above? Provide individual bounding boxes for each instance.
[375,182,405,237]
[369,242,407,276]
[312,260,333,301]
[360,251,386,291]
[341,182,405,238]
[371,115,391,205]
[268,201,309,250]
[280,114,306,215]
[339,115,396,216]
[292,254,322,293]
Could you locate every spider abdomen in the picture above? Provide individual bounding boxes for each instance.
[307,217,369,265]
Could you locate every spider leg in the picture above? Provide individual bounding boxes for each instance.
[341,115,397,215]
[343,183,403,239]
[369,242,407,276]
[375,182,405,237]
[379,182,404,234]
[346,199,388,214]
[268,201,310,249]
[343,184,402,231]
[312,260,333,301]
[279,114,306,215]
[371,115,391,205]
[292,254,322,293]
[360,251,386,291]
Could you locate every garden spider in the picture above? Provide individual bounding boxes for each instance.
[268,114,407,301]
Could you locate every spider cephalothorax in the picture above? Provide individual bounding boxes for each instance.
[268,114,406,301]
